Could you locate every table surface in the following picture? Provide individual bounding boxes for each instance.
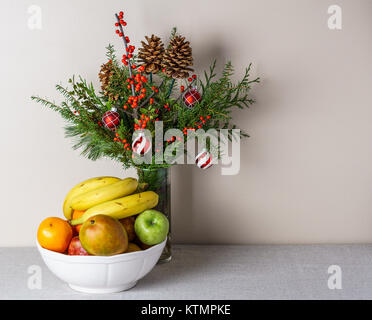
[1,244,371,300]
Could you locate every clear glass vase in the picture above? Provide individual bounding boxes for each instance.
[136,167,171,263]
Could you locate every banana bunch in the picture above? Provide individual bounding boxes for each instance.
[63,176,159,225]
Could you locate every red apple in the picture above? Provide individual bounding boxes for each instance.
[68,236,89,256]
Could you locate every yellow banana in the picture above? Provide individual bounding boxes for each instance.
[70,177,138,211]
[63,176,121,220]
[70,191,158,225]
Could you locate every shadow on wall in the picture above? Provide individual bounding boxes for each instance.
[170,37,229,243]
[171,165,194,243]
[193,33,228,76]
[134,3,268,244]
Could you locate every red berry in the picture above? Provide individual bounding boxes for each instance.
[116,30,119,34]
[192,74,197,79]
[188,77,192,82]
[119,32,123,37]
[115,23,119,27]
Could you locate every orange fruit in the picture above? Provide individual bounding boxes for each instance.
[37,217,73,253]
[72,210,85,234]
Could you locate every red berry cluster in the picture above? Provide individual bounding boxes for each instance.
[114,11,136,67]
[151,86,159,93]
[121,45,135,66]
[115,11,126,36]
[123,68,151,110]
[194,115,211,129]
[134,114,150,130]
[182,115,211,134]
[166,136,182,143]
[113,133,131,151]
[182,127,196,135]
[180,74,197,92]
[154,109,160,122]
[115,12,125,25]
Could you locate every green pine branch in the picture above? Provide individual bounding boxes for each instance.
[31,29,259,169]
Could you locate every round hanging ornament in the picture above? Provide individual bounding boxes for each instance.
[132,132,151,155]
[102,107,120,130]
[183,87,201,108]
[195,149,213,169]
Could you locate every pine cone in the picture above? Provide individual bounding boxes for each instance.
[138,35,165,74]
[98,62,118,101]
[162,35,193,79]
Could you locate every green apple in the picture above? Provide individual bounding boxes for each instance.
[135,210,169,245]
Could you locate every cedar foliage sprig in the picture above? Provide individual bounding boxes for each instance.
[31,23,259,169]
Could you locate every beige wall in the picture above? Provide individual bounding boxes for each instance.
[1,0,371,246]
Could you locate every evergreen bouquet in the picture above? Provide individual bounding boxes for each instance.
[31,10,259,171]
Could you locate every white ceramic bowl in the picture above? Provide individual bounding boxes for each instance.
[36,239,166,294]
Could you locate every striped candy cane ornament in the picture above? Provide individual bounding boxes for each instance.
[132,133,151,155]
[195,149,213,169]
